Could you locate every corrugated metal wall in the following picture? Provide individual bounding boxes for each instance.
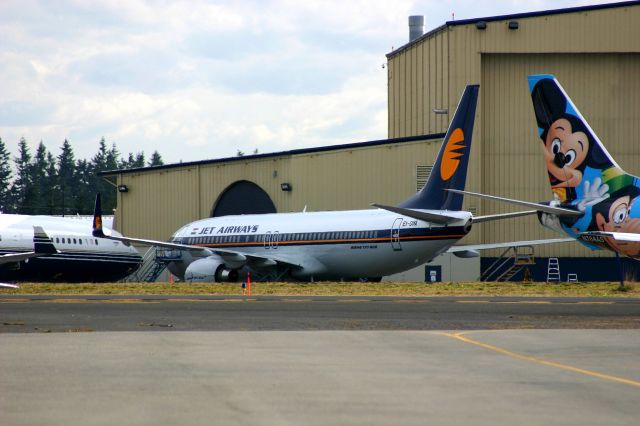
[114,139,443,241]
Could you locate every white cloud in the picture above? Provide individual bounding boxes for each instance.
[0,0,622,164]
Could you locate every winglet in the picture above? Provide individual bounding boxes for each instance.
[33,226,58,254]
[92,193,105,238]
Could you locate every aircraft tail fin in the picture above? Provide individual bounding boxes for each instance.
[92,193,106,238]
[528,74,630,204]
[33,226,57,254]
[398,84,479,211]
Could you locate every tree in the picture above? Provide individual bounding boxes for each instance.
[12,137,35,214]
[57,139,76,215]
[30,142,50,214]
[44,151,57,214]
[74,158,92,214]
[0,137,13,212]
[148,150,164,166]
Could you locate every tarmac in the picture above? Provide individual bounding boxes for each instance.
[1,296,639,425]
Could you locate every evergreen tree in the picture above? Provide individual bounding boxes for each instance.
[133,152,145,168]
[31,142,49,214]
[57,139,76,215]
[148,150,164,166]
[0,137,13,212]
[44,151,57,214]
[74,158,92,214]
[12,138,35,214]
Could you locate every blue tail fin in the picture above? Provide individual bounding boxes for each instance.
[528,74,625,203]
[398,84,479,211]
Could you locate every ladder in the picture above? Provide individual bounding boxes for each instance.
[547,257,561,282]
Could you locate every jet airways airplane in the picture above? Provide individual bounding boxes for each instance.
[450,74,640,260]
[0,214,142,282]
[93,84,536,282]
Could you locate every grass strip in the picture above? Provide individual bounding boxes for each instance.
[1,281,638,297]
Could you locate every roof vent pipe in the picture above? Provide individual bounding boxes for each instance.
[408,15,424,42]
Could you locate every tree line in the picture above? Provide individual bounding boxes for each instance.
[0,137,164,216]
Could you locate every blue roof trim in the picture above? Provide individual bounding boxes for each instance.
[100,132,446,176]
[387,1,640,59]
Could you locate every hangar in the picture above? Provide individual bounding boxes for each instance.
[105,1,640,282]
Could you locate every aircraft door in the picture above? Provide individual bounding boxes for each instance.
[391,218,403,251]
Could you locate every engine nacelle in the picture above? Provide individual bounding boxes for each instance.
[184,256,240,282]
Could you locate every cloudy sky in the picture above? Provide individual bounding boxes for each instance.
[0,0,623,164]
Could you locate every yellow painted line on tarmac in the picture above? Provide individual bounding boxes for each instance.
[492,301,552,304]
[575,301,615,305]
[456,300,490,303]
[441,331,640,389]
[0,298,31,303]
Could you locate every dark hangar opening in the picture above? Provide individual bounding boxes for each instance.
[211,180,277,217]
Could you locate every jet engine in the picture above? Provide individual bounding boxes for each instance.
[184,255,240,282]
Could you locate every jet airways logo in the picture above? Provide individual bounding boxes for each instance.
[440,128,466,180]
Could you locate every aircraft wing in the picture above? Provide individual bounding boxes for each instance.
[446,189,583,217]
[0,283,19,289]
[578,231,640,243]
[0,251,38,264]
[92,194,301,269]
[205,247,304,269]
[0,226,58,265]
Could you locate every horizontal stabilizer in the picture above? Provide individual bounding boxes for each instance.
[448,237,575,252]
[446,189,582,217]
[578,231,640,243]
[372,204,460,224]
[473,210,538,223]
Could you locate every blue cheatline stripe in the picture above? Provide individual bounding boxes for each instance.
[175,226,467,249]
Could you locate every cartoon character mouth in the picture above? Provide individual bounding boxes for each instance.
[548,171,563,186]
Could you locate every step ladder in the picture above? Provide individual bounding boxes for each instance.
[547,258,561,282]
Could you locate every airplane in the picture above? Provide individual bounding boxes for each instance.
[0,214,142,282]
[92,84,544,283]
[449,74,640,261]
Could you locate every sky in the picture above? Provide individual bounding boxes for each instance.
[0,0,626,164]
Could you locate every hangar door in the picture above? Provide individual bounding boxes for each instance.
[480,53,640,258]
[211,180,277,217]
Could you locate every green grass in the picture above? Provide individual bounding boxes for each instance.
[0,281,638,297]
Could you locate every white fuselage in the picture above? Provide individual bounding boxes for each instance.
[0,214,142,282]
[168,208,472,281]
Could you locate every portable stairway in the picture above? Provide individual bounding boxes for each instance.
[123,247,180,282]
[481,246,535,282]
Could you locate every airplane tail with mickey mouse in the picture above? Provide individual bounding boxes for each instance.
[449,74,640,259]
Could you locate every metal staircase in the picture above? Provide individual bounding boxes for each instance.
[481,246,535,282]
[123,247,180,282]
